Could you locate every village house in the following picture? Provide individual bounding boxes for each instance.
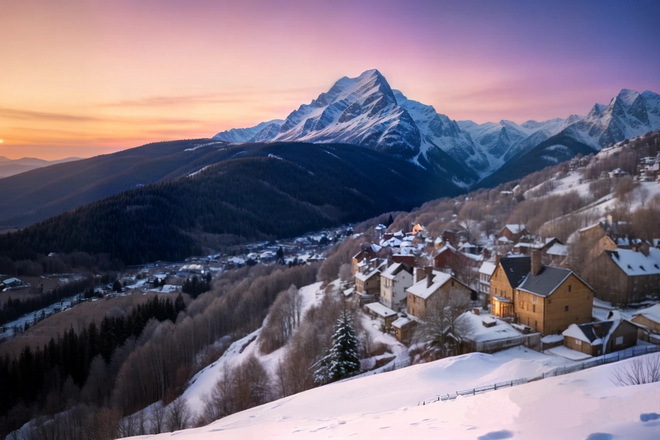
[406,268,473,320]
[478,261,496,302]
[589,245,660,305]
[456,310,541,354]
[354,258,384,300]
[562,319,638,356]
[391,315,416,343]
[364,301,398,329]
[351,244,381,275]
[433,244,475,271]
[1,277,27,291]
[441,228,467,248]
[379,262,414,311]
[498,224,529,243]
[490,251,594,335]
[631,303,660,343]
[578,223,619,262]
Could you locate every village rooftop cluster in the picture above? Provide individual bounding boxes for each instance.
[348,216,660,360]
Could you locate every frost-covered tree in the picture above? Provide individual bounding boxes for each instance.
[313,309,360,384]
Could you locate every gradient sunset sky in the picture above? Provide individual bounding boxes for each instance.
[1,0,659,160]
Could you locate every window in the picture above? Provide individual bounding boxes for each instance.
[615,336,623,345]
[532,305,536,313]
[568,284,572,292]
[575,340,582,346]
[565,305,569,312]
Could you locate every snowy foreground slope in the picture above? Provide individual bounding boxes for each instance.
[123,351,660,440]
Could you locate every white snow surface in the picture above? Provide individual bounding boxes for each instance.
[123,350,660,440]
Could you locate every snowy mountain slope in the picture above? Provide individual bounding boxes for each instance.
[212,120,283,143]
[392,90,485,181]
[214,70,660,189]
[272,69,422,160]
[124,348,660,440]
[560,89,660,149]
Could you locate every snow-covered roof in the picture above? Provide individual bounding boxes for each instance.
[365,302,397,319]
[546,243,568,256]
[355,267,380,282]
[380,262,411,280]
[380,237,402,247]
[578,222,603,233]
[605,247,660,276]
[391,316,412,328]
[563,323,595,344]
[504,224,526,234]
[370,243,383,253]
[562,320,617,345]
[633,303,660,324]
[478,261,496,276]
[456,312,524,343]
[2,277,22,285]
[407,270,453,300]
[541,334,563,344]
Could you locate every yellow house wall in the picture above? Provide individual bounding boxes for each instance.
[533,273,593,335]
[515,289,544,331]
[406,292,427,319]
[632,314,660,333]
[489,265,516,317]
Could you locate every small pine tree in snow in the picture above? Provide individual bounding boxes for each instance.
[313,309,360,384]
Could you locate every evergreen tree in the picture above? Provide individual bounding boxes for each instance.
[313,309,360,384]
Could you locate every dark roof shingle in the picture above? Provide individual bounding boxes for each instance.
[500,256,531,288]
[517,266,572,296]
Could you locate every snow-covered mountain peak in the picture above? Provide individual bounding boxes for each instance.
[613,88,641,107]
[213,72,659,189]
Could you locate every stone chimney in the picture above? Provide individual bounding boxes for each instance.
[425,266,434,288]
[495,254,501,267]
[531,249,542,277]
[414,267,425,283]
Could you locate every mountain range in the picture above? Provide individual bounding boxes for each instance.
[0,69,658,263]
[0,156,80,179]
[214,69,660,187]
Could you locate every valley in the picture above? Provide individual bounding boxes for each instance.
[1,129,658,439]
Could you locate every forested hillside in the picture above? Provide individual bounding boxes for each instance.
[0,142,458,265]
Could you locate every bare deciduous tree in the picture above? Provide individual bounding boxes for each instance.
[415,289,473,359]
[611,354,660,386]
[259,285,303,354]
[165,396,191,432]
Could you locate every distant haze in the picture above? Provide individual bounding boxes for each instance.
[1,0,658,160]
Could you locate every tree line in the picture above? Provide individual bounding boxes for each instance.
[0,294,185,437]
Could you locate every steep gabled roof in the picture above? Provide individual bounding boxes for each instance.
[499,256,531,288]
[517,266,572,297]
[633,303,660,324]
[479,261,497,276]
[503,224,526,234]
[605,248,660,276]
[563,321,615,344]
[407,271,452,300]
[380,262,412,280]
